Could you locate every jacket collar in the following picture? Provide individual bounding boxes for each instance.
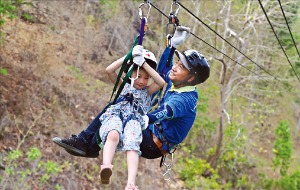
[170,84,196,93]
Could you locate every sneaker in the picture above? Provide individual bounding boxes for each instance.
[100,164,113,185]
[125,183,139,190]
[65,148,99,158]
[52,135,87,156]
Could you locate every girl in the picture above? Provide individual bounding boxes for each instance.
[99,45,165,190]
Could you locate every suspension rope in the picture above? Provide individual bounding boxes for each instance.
[177,2,290,86]
[150,1,290,87]
[277,0,300,59]
[258,0,300,83]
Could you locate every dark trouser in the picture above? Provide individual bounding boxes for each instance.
[78,108,163,159]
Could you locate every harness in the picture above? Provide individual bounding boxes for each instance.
[95,1,151,145]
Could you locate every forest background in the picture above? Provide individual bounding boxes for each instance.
[0,0,300,190]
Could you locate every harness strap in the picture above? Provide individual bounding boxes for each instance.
[109,36,139,104]
[152,132,168,155]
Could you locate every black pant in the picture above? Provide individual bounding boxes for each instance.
[78,108,163,159]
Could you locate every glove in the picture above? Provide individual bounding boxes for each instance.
[132,45,145,67]
[170,25,190,48]
[141,115,149,131]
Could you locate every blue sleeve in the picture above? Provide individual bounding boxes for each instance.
[167,93,197,118]
[147,104,173,124]
[156,47,176,83]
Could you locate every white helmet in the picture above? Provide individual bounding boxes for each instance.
[143,49,157,70]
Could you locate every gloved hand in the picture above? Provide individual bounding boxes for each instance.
[170,25,190,48]
[141,115,149,131]
[132,45,145,67]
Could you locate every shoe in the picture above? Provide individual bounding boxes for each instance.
[125,183,139,190]
[65,148,99,158]
[52,135,87,156]
[100,164,113,185]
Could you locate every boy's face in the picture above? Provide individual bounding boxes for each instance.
[131,68,151,90]
[168,60,192,88]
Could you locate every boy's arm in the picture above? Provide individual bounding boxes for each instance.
[143,62,165,96]
[105,56,126,86]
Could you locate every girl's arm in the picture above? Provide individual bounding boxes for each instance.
[142,62,166,96]
[105,56,126,87]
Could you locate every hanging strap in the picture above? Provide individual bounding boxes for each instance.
[109,37,138,104]
[109,2,149,104]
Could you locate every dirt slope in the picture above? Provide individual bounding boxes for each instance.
[0,1,183,189]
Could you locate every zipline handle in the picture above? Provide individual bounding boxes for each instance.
[138,2,151,45]
[138,18,147,45]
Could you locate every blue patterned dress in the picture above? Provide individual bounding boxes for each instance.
[99,83,151,155]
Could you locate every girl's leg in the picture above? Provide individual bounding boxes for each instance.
[99,116,123,184]
[127,150,139,184]
[102,130,119,165]
[123,120,142,189]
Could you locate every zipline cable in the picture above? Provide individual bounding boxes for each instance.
[150,1,290,86]
[258,0,300,83]
[277,0,300,58]
[177,1,289,85]
[150,2,263,77]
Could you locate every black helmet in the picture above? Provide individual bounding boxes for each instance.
[175,49,210,84]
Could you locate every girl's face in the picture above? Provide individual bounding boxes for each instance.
[131,68,151,90]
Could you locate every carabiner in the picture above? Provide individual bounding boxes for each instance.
[166,1,180,42]
[170,0,180,17]
[139,2,151,19]
[166,13,179,37]
[162,153,174,181]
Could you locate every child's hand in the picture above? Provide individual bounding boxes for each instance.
[132,45,145,67]
[141,115,149,130]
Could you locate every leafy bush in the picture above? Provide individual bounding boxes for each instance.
[0,0,16,26]
[0,147,63,189]
[272,121,292,176]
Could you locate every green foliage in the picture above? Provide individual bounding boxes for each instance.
[26,147,42,161]
[260,170,300,190]
[0,67,8,75]
[274,171,300,190]
[219,123,252,188]
[178,156,231,189]
[1,147,63,189]
[272,121,292,176]
[66,65,86,83]
[7,149,23,162]
[258,120,299,190]
[0,0,16,26]
[20,12,32,22]
[98,0,119,21]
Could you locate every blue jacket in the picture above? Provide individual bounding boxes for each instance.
[148,47,198,151]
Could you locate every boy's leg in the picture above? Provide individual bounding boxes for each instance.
[52,111,103,157]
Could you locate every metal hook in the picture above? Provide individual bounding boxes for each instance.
[166,1,180,40]
[139,2,151,19]
[162,153,174,181]
[170,1,180,16]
